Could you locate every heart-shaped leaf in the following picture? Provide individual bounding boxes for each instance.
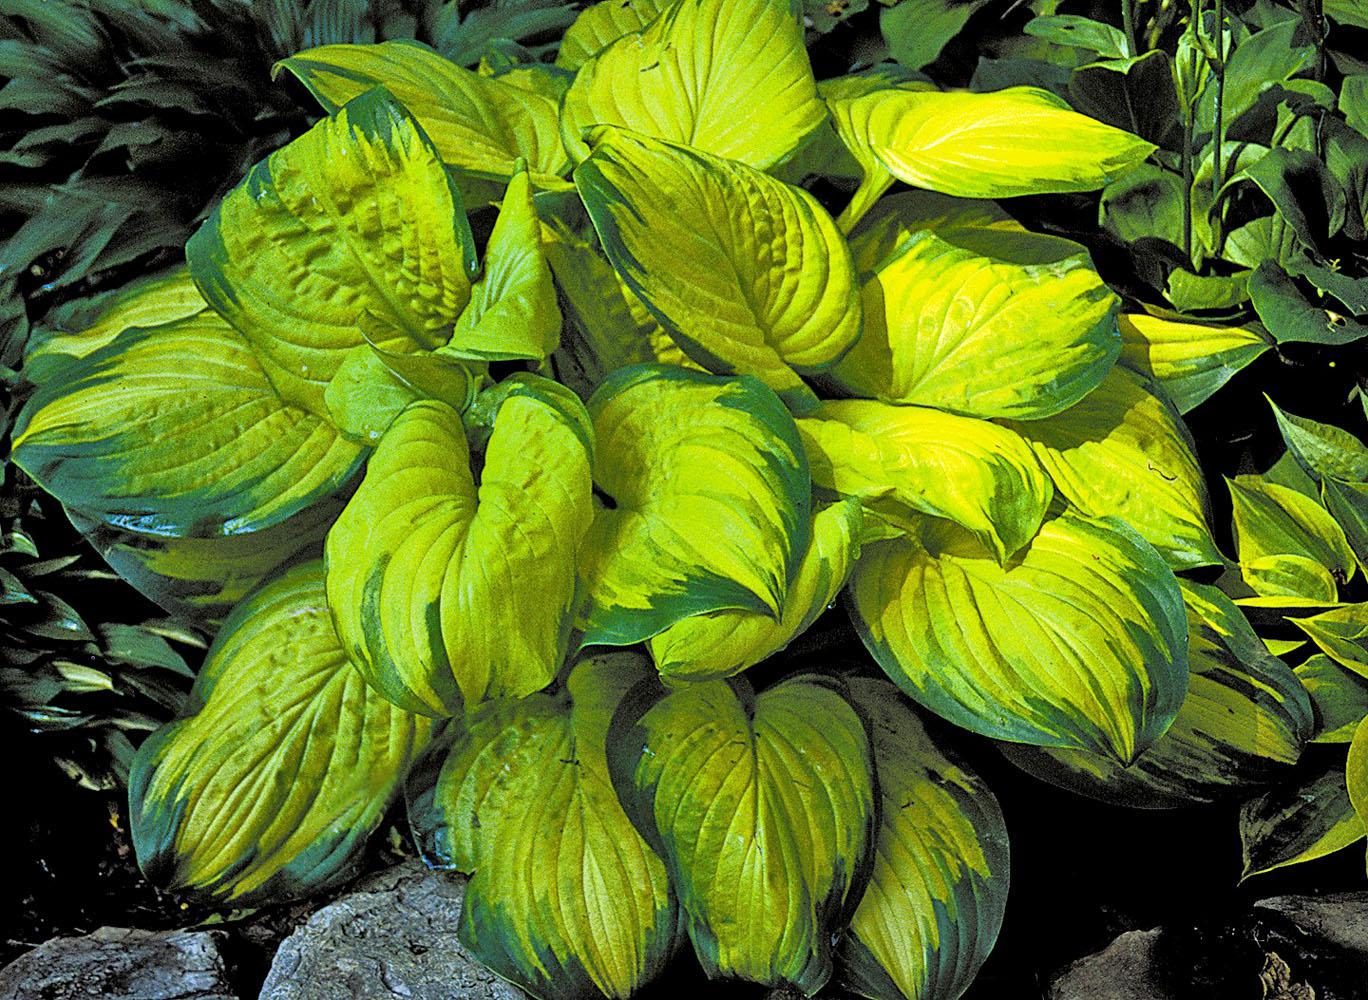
[560,0,824,169]
[799,400,1050,562]
[129,561,433,902]
[187,87,479,417]
[827,227,1118,419]
[576,130,861,410]
[1005,367,1223,570]
[646,499,862,684]
[580,365,811,646]
[326,379,594,716]
[850,512,1188,762]
[407,653,678,1000]
[12,315,363,538]
[276,41,569,189]
[1004,582,1311,807]
[608,673,875,993]
[839,677,1009,1000]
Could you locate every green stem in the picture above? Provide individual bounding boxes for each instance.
[1181,0,1200,264]
[1182,89,1195,263]
[1211,0,1224,199]
[1122,0,1139,57]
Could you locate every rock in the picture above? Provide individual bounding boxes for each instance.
[1254,892,1368,962]
[257,860,525,1000]
[1048,927,1172,1000]
[0,926,237,1000]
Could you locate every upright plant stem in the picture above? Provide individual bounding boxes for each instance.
[1122,0,1139,57]
[1211,0,1224,200]
[1181,0,1200,263]
[1209,0,1227,253]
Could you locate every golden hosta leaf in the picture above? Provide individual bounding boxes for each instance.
[1292,603,1368,678]
[1118,313,1270,413]
[24,266,206,381]
[444,168,560,362]
[12,315,363,538]
[407,653,678,999]
[580,365,811,646]
[1004,582,1312,807]
[850,512,1188,762]
[1230,476,1356,600]
[836,85,1155,200]
[576,130,860,409]
[277,41,569,189]
[187,88,479,416]
[129,562,433,902]
[560,0,824,169]
[1005,366,1223,570]
[840,678,1009,1000]
[827,227,1118,419]
[544,226,697,396]
[799,399,1050,562]
[73,500,340,625]
[556,0,670,70]
[646,499,862,684]
[326,380,594,716]
[608,673,875,993]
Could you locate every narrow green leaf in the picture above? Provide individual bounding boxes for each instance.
[1268,398,1368,482]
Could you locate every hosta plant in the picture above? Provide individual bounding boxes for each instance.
[7,0,1332,996]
